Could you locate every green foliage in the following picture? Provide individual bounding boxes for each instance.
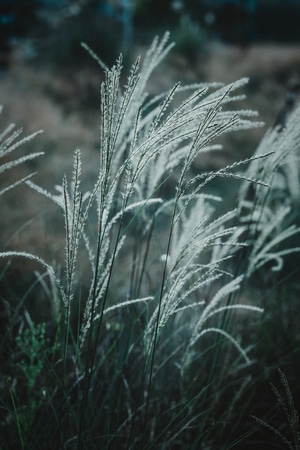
[13,323,48,439]
[16,322,49,392]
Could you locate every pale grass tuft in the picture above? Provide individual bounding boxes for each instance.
[0,107,43,197]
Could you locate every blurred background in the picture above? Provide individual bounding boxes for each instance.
[1,1,300,63]
[1,0,300,126]
[1,0,299,145]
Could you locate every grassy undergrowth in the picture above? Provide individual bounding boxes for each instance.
[1,33,300,449]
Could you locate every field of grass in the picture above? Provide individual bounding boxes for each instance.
[0,33,300,449]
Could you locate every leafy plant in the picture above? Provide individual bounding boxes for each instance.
[12,321,58,444]
[16,321,48,392]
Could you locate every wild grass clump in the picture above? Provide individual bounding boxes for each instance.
[1,33,300,449]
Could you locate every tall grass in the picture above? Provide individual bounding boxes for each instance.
[1,33,300,449]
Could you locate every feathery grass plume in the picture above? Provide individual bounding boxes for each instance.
[239,100,300,213]
[26,33,265,350]
[1,33,287,448]
[144,202,244,355]
[238,101,300,277]
[0,106,43,197]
